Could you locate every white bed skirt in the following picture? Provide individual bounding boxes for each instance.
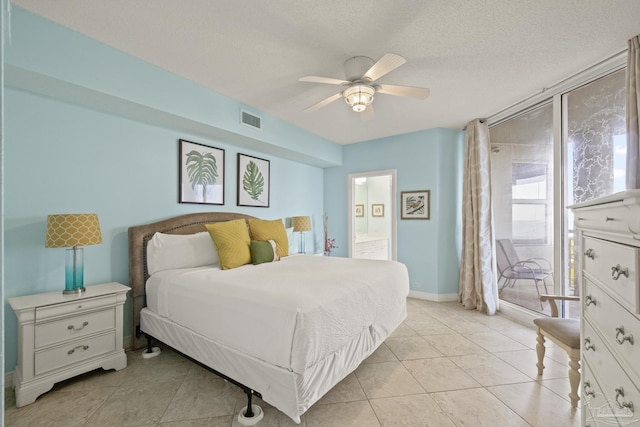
[140,299,406,423]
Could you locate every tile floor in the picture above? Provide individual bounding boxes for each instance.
[4,299,581,426]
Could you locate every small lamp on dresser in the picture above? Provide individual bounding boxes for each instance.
[292,216,312,254]
[45,213,103,294]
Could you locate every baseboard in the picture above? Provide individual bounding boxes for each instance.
[5,371,13,389]
[408,290,459,302]
[5,335,134,390]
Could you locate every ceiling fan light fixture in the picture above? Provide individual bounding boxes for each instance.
[344,85,375,112]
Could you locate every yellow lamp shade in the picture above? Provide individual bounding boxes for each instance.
[45,214,103,248]
[291,216,312,232]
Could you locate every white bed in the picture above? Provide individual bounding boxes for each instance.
[128,212,409,423]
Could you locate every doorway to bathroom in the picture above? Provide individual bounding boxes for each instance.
[347,170,397,260]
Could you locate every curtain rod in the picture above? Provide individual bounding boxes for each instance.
[477,47,628,129]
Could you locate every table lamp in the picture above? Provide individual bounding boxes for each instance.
[45,213,103,294]
[291,216,312,254]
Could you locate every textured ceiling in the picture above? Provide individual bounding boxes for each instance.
[12,0,640,144]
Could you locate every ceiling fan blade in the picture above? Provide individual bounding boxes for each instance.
[299,76,350,86]
[304,92,343,113]
[376,84,430,99]
[362,53,406,82]
[360,104,375,121]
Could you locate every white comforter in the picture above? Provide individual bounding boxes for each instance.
[146,255,409,373]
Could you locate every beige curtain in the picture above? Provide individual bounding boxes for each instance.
[459,119,498,314]
[628,35,640,189]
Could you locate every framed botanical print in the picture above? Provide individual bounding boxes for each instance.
[179,139,225,205]
[237,153,270,207]
[401,190,430,219]
[372,204,384,217]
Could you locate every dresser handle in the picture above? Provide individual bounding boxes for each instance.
[67,345,89,355]
[615,387,634,413]
[611,264,629,280]
[584,338,595,351]
[583,381,596,398]
[67,321,89,331]
[585,295,597,306]
[577,217,585,221]
[615,326,634,345]
[605,216,614,222]
[584,249,595,260]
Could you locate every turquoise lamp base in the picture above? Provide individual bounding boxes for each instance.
[64,247,86,294]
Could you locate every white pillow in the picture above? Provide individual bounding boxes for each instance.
[146,231,219,275]
[286,227,296,255]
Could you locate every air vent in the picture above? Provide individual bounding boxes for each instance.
[241,110,261,130]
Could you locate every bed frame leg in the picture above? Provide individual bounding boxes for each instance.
[140,331,162,359]
[244,391,254,417]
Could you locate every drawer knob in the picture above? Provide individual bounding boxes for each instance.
[584,338,595,351]
[584,249,595,260]
[67,345,89,355]
[611,264,629,280]
[67,321,89,331]
[583,381,596,398]
[585,295,597,307]
[605,216,615,222]
[615,387,634,413]
[615,326,634,345]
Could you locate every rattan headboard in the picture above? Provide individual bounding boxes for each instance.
[127,212,256,349]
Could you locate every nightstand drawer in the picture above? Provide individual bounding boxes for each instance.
[583,236,639,313]
[35,308,115,348]
[36,295,117,321]
[34,331,116,376]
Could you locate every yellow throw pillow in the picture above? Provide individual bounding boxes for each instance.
[248,218,289,257]
[205,219,251,270]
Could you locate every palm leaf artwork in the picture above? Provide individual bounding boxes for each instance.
[242,160,265,202]
[185,150,218,202]
[405,196,425,215]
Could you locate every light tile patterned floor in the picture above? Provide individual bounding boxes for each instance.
[4,299,581,426]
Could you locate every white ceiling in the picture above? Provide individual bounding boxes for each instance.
[12,0,640,145]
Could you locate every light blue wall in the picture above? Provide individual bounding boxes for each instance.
[3,8,333,373]
[324,128,465,296]
[3,7,467,376]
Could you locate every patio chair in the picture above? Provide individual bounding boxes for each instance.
[533,294,581,409]
[496,239,552,307]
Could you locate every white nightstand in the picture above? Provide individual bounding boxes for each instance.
[8,282,130,407]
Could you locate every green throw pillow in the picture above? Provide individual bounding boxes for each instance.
[250,240,280,265]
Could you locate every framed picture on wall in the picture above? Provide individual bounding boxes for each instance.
[355,204,364,217]
[372,204,384,217]
[401,190,430,219]
[237,153,270,207]
[179,139,225,205]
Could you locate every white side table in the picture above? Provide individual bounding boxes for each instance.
[8,282,130,407]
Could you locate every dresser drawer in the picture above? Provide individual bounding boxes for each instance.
[583,236,639,313]
[582,361,618,427]
[35,308,115,349]
[34,331,116,376]
[575,201,632,235]
[583,321,639,424]
[584,278,640,383]
[35,294,117,321]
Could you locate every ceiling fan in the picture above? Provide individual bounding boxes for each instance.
[299,53,430,117]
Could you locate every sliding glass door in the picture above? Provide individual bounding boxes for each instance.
[563,68,627,315]
[490,103,555,315]
[490,67,626,318]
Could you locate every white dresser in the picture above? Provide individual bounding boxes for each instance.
[8,282,130,407]
[572,190,640,426]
